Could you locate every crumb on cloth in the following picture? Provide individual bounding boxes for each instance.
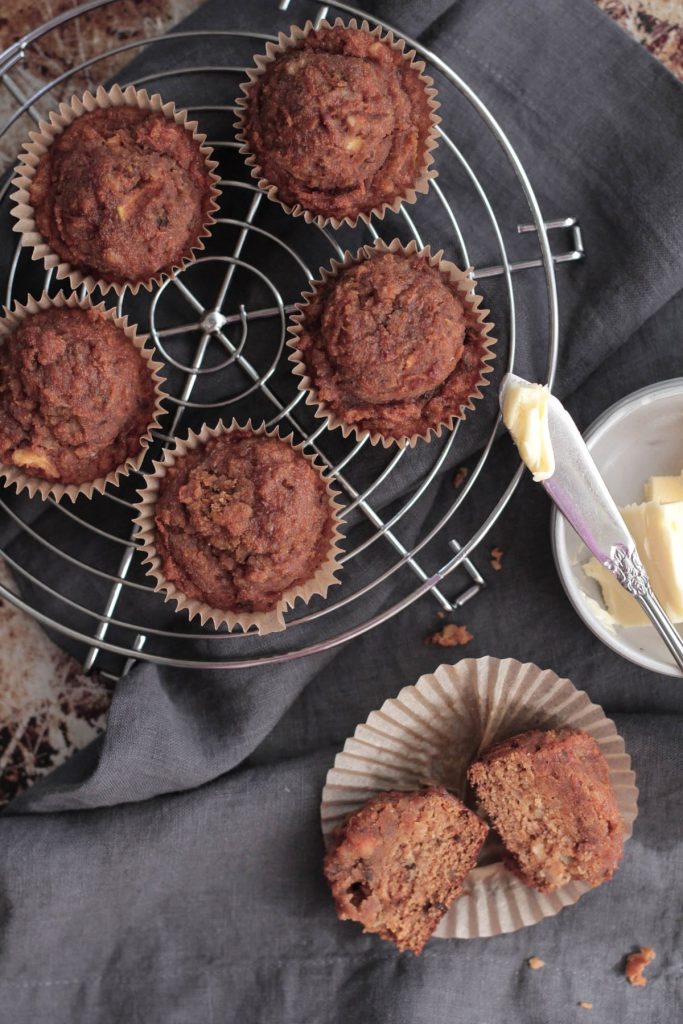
[579,1002,593,1010]
[625,946,656,987]
[453,467,468,488]
[527,956,545,970]
[490,546,504,571]
[425,624,473,647]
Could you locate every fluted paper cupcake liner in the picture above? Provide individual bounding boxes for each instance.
[321,657,638,939]
[10,84,221,297]
[288,238,496,448]
[234,18,441,229]
[0,291,167,504]
[134,419,345,635]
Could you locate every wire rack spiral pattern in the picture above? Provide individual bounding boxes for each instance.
[0,0,575,675]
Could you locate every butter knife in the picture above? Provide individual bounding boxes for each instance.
[500,372,683,674]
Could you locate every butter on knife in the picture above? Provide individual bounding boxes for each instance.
[501,379,555,482]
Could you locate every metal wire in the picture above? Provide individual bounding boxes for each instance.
[0,0,583,673]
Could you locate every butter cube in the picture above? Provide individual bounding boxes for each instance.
[643,471,683,503]
[584,500,683,626]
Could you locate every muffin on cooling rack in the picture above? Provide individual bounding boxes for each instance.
[468,728,625,894]
[289,239,496,447]
[324,787,488,954]
[0,294,165,503]
[11,84,220,295]
[135,421,344,636]
[235,19,440,227]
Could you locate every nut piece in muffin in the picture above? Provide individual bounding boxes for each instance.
[240,23,437,222]
[468,728,624,893]
[152,431,337,614]
[293,249,493,442]
[323,787,488,954]
[0,306,158,486]
[29,106,215,286]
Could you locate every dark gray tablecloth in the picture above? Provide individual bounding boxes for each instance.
[1,1,682,1021]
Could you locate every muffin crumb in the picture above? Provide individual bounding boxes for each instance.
[490,546,504,571]
[527,956,545,970]
[625,946,655,987]
[579,1002,593,1010]
[425,624,473,647]
[453,466,469,488]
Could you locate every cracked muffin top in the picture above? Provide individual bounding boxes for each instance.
[241,25,435,221]
[30,106,214,285]
[294,250,492,441]
[0,306,157,485]
[152,431,336,614]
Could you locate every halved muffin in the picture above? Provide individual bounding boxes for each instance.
[323,787,488,954]
[468,728,624,893]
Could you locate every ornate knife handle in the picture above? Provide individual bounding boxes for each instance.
[606,544,683,675]
[604,545,652,600]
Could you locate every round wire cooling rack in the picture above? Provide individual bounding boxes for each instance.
[0,0,584,676]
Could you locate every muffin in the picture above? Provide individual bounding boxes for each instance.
[323,787,488,954]
[28,106,212,286]
[11,85,220,294]
[0,302,161,490]
[236,20,439,225]
[468,728,625,893]
[137,423,343,632]
[290,242,496,445]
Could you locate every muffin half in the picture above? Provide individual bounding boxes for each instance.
[468,728,625,893]
[324,787,488,954]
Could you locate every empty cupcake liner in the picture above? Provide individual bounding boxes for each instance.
[234,18,441,230]
[10,83,222,297]
[134,419,345,635]
[0,291,167,504]
[321,657,638,939]
[288,238,497,449]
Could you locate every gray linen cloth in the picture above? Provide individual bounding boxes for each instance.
[0,0,682,1021]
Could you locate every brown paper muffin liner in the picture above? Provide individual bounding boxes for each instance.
[133,419,345,635]
[0,291,167,504]
[288,238,496,449]
[10,84,221,297]
[321,657,638,939]
[234,18,441,230]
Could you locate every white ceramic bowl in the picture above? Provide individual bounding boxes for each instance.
[551,378,683,678]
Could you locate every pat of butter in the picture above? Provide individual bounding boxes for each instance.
[502,381,555,482]
[584,500,683,626]
[643,471,683,503]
